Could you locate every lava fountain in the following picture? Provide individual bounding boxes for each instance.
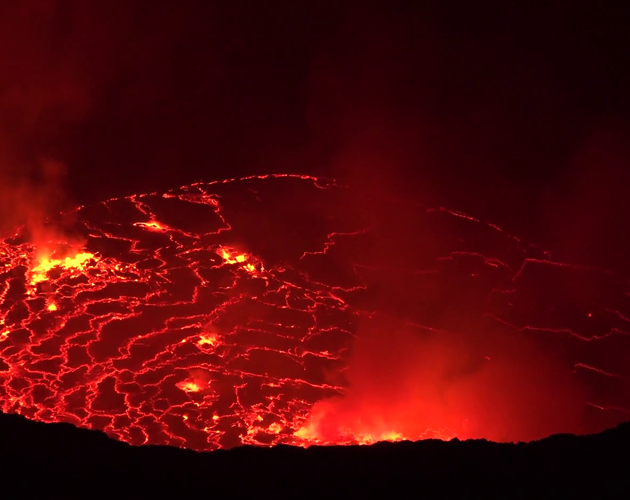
[0,174,628,450]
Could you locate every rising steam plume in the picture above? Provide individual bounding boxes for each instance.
[0,2,89,240]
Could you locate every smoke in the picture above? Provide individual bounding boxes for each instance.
[0,1,89,242]
[0,1,181,245]
[293,3,630,443]
[303,314,586,443]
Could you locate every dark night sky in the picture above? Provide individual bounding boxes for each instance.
[1,0,630,269]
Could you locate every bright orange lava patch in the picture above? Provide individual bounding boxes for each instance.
[30,251,96,286]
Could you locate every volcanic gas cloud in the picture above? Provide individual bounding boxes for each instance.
[0,174,628,450]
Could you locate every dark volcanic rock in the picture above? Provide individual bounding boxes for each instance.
[1,411,628,496]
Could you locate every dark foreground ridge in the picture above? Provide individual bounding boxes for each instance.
[1,412,629,496]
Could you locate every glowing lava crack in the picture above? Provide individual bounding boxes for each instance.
[0,174,629,450]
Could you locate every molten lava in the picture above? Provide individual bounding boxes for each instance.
[0,174,628,450]
[29,251,96,286]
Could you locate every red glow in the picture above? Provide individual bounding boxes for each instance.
[0,174,628,450]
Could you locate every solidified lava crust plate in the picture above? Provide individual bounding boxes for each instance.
[0,174,629,450]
